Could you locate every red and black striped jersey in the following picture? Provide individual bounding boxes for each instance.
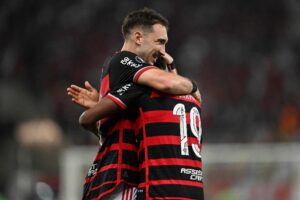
[110,86,204,200]
[83,51,156,200]
[136,91,204,200]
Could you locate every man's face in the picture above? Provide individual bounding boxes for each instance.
[138,24,168,65]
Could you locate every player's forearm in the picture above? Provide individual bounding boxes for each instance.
[79,109,101,135]
[136,68,197,95]
[79,97,121,131]
[80,120,99,135]
[164,76,196,95]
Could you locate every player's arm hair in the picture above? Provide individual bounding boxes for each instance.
[79,97,121,134]
[136,68,195,95]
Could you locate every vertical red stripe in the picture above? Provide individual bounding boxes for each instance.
[126,185,130,200]
[100,74,110,97]
[129,187,133,200]
[140,108,150,200]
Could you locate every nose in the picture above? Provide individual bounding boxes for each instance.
[160,45,166,53]
[158,47,166,56]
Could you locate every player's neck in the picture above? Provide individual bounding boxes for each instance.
[121,41,138,55]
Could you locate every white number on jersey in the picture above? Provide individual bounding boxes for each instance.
[173,104,202,158]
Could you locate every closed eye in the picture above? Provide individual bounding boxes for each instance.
[157,38,167,45]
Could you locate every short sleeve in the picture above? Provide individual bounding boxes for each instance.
[107,83,148,110]
[108,51,158,89]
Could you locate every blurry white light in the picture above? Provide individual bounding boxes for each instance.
[35,181,54,200]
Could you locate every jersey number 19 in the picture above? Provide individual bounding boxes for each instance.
[173,103,202,158]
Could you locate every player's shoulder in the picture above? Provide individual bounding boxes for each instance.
[110,51,148,68]
[173,94,202,108]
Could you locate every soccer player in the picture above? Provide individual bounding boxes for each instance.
[78,82,204,199]
[71,58,203,199]
[67,8,200,199]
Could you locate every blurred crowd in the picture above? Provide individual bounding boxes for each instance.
[1,0,299,143]
[0,0,300,198]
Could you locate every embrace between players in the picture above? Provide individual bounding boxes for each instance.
[67,8,204,200]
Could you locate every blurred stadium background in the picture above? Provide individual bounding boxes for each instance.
[1,0,300,199]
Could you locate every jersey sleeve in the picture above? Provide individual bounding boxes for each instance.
[120,53,158,82]
[109,52,158,90]
[106,83,148,110]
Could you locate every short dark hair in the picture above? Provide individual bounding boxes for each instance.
[121,7,169,39]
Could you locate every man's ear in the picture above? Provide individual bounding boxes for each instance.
[134,31,143,45]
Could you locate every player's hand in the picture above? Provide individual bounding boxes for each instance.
[67,81,99,109]
[160,51,174,65]
[192,89,202,104]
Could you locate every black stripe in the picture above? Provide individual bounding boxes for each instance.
[139,168,145,183]
[95,150,118,165]
[99,130,119,149]
[148,165,203,182]
[147,145,202,161]
[145,122,179,137]
[89,168,117,187]
[149,184,204,199]
[122,150,138,166]
[123,129,137,144]
[136,187,146,200]
[121,168,139,184]
[145,123,202,137]
[138,149,145,165]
